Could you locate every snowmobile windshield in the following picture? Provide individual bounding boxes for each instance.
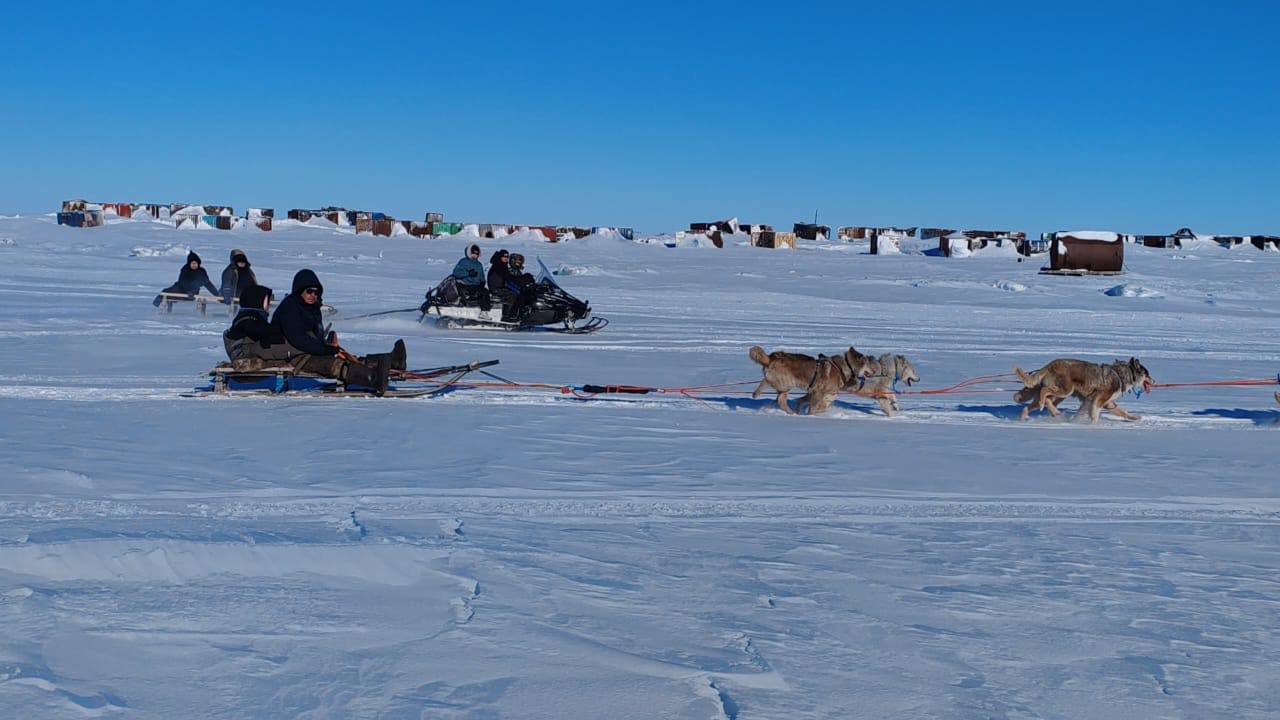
[536,258,561,289]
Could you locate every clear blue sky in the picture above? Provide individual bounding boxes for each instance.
[2,1,1276,235]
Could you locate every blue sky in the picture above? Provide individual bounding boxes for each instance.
[2,2,1276,234]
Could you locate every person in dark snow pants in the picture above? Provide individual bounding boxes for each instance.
[219,248,258,305]
[488,248,533,321]
[451,243,490,311]
[153,251,219,306]
[259,270,409,395]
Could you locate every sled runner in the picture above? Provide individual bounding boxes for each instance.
[419,258,608,334]
[159,293,337,317]
[157,292,223,315]
[190,359,500,398]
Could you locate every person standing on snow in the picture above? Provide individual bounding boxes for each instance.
[219,249,258,305]
[153,251,220,306]
[451,243,491,311]
[267,269,407,395]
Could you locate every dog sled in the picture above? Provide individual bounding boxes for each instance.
[419,258,607,334]
[188,358,500,398]
[158,292,337,318]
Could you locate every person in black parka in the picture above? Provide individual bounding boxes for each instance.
[266,269,407,394]
[220,248,258,305]
[153,251,220,306]
[488,249,533,321]
[223,284,287,360]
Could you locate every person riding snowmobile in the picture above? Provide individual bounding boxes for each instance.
[450,244,490,311]
[508,253,536,288]
[220,248,258,305]
[153,251,220,306]
[487,249,534,321]
[267,269,407,395]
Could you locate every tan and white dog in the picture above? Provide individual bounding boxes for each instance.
[1014,357,1154,423]
[749,345,875,415]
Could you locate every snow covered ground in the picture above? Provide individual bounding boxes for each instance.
[1,214,1278,718]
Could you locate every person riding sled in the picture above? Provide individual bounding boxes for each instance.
[450,243,491,311]
[219,248,258,305]
[153,251,220,306]
[232,270,407,395]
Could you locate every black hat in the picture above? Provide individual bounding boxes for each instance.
[186,251,201,265]
[239,284,273,310]
[291,268,324,297]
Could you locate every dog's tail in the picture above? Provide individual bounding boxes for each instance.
[1014,366,1043,388]
[749,345,770,368]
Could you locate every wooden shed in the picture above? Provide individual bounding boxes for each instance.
[793,223,830,241]
[752,231,796,249]
[1043,231,1124,274]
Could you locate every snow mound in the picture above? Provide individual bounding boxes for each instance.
[1104,284,1163,298]
[0,237,15,247]
[130,243,190,258]
[553,264,598,276]
[578,229,630,243]
[992,280,1028,292]
[304,216,338,229]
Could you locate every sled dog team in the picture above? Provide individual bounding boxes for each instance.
[749,344,1157,424]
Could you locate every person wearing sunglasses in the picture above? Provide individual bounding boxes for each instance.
[267,269,406,394]
[450,243,491,312]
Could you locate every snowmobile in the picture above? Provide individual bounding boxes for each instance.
[419,258,607,333]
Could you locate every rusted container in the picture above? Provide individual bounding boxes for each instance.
[425,212,444,223]
[62,199,89,212]
[215,215,233,230]
[371,218,394,237]
[792,223,830,241]
[920,228,955,239]
[1048,233,1124,273]
[356,218,373,234]
[287,209,309,221]
[531,226,557,242]
[255,217,273,231]
[839,227,870,240]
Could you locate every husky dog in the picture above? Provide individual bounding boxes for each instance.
[749,345,875,415]
[1014,357,1154,423]
[839,353,920,417]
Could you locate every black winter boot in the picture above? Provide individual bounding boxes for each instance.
[389,339,407,371]
[342,361,389,396]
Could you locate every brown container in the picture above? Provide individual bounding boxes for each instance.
[255,217,273,231]
[215,215,233,230]
[371,218,394,237]
[356,218,373,234]
[792,223,830,241]
[1049,235,1124,273]
[839,227,870,240]
[531,226,557,242]
[753,231,795,249]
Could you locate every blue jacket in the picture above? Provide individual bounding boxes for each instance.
[452,256,484,286]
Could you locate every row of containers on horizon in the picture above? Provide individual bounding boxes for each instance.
[55,200,635,243]
[684,220,1280,274]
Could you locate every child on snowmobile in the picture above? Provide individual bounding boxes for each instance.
[240,270,408,395]
[488,249,534,321]
[152,251,220,306]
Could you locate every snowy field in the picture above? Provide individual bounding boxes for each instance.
[1,214,1278,719]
